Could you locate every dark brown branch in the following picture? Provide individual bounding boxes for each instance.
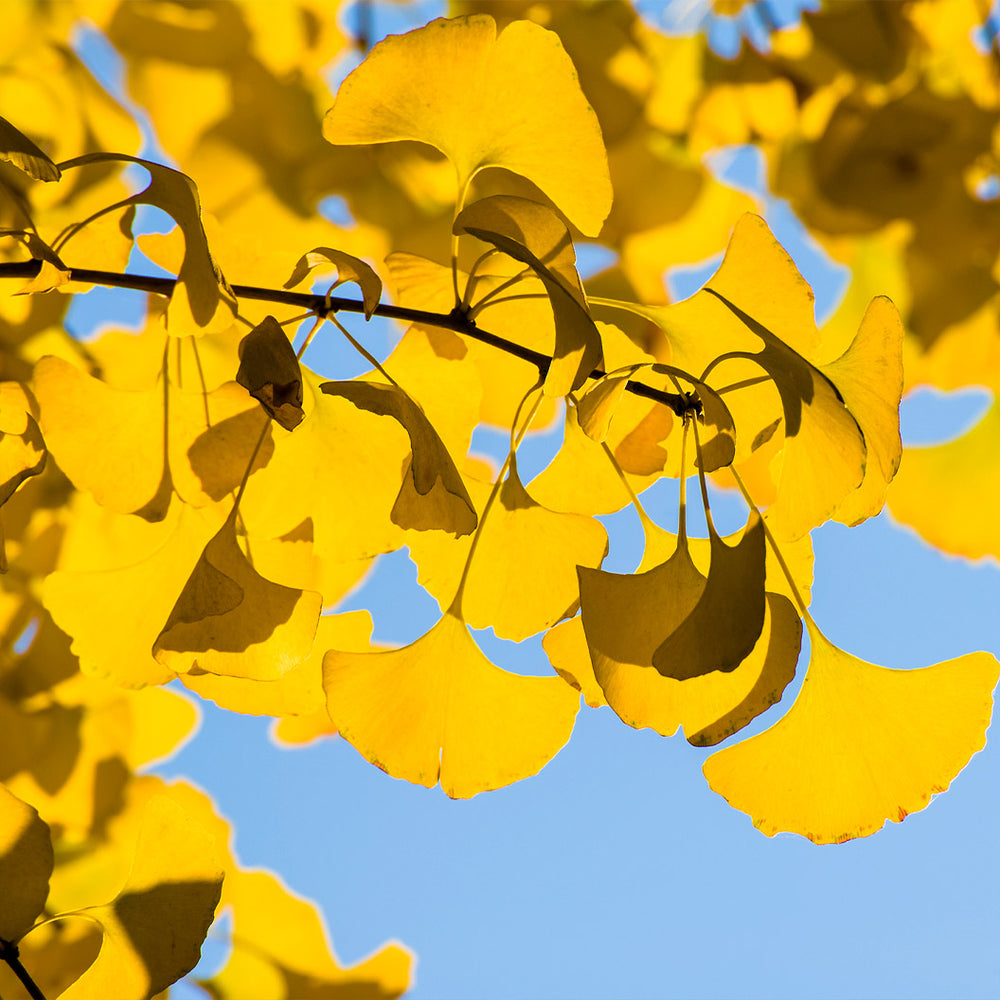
[0,260,693,415]
[0,937,47,1000]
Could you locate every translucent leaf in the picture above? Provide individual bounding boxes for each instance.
[199,869,411,1000]
[153,512,322,681]
[0,783,53,941]
[652,511,766,680]
[703,623,1000,843]
[0,114,60,181]
[323,14,612,236]
[184,611,372,720]
[283,248,382,319]
[455,195,602,396]
[239,368,408,562]
[320,380,477,537]
[405,456,608,642]
[0,382,45,507]
[888,400,1000,560]
[60,793,224,1000]
[825,296,904,525]
[324,611,579,798]
[236,316,304,431]
[59,153,236,336]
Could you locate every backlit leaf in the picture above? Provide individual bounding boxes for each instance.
[283,248,382,319]
[323,15,612,235]
[324,610,579,798]
[0,782,53,942]
[153,511,322,681]
[0,114,60,181]
[60,793,224,1000]
[703,622,1000,843]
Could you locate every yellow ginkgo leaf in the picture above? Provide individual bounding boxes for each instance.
[0,114,60,181]
[236,316,304,431]
[199,869,411,1000]
[824,295,904,526]
[321,380,477,537]
[703,621,1000,843]
[323,15,612,235]
[542,615,609,709]
[455,195,603,396]
[0,381,45,508]
[183,610,372,719]
[324,610,579,798]
[652,511,766,680]
[153,512,322,681]
[283,247,382,319]
[406,454,608,642]
[59,793,224,1000]
[888,400,1000,560]
[60,153,237,336]
[239,368,409,562]
[0,783,53,942]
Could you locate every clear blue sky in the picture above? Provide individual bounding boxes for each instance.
[66,4,1000,998]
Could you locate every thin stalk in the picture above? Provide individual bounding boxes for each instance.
[327,313,401,388]
[0,938,47,1000]
[466,268,534,319]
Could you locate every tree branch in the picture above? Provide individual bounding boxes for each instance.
[0,937,47,1000]
[0,260,693,415]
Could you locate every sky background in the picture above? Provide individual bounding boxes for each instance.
[66,3,1000,998]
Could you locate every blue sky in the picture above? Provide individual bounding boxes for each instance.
[64,4,1000,998]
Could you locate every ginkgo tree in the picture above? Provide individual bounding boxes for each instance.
[0,1,997,998]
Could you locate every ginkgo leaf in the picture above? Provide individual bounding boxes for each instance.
[59,793,224,1000]
[703,622,1000,843]
[652,511,766,679]
[0,382,46,507]
[0,783,53,942]
[324,610,579,798]
[283,247,382,319]
[824,296,904,525]
[238,367,409,562]
[183,610,372,719]
[888,400,1000,560]
[199,869,411,1000]
[405,454,608,641]
[321,379,477,537]
[236,315,304,431]
[0,114,60,181]
[59,153,237,336]
[455,195,603,395]
[323,14,612,236]
[153,511,322,681]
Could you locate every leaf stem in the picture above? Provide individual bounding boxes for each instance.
[0,937,47,1000]
[0,260,693,415]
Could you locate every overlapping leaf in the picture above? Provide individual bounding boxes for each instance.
[0,783,53,942]
[323,14,612,235]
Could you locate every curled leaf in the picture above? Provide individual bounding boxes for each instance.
[283,248,382,319]
[236,316,304,431]
[455,195,602,396]
[321,379,477,536]
[0,115,60,181]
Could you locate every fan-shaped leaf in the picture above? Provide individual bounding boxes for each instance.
[0,783,53,942]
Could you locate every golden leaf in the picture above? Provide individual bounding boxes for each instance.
[0,783,53,942]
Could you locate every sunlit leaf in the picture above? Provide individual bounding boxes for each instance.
[321,379,477,536]
[0,114,60,181]
[455,195,602,395]
[0,782,53,941]
[59,793,224,1000]
[406,454,608,641]
[0,381,45,508]
[324,610,579,797]
[703,622,1000,843]
[199,869,411,1000]
[323,14,612,235]
[153,511,322,681]
[283,248,382,319]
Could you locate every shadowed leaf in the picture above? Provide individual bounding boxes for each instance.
[237,316,304,431]
[0,115,60,181]
[0,783,53,941]
[284,248,382,319]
